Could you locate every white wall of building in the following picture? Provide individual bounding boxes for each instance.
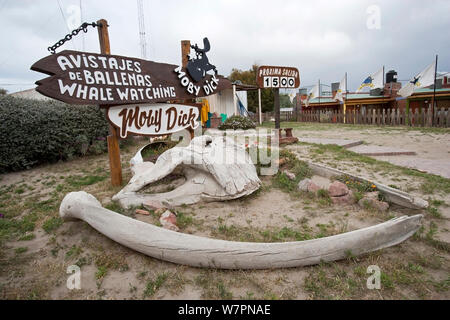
[204,88,248,117]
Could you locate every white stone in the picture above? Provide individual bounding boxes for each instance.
[297,178,311,191]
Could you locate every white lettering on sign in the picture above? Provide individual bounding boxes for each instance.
[262,76,295,88]
[108,104,200,138]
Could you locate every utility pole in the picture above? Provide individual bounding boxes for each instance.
[137,0,147,59]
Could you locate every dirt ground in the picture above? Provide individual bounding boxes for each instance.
[0,123,449,300]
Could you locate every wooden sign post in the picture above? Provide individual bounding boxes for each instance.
[31,23,231,187]
[256,66,300,129]
[97,19,122,186]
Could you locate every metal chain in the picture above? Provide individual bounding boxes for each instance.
[48,22,100,54]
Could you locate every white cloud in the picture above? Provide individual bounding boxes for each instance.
[0,0,448,93]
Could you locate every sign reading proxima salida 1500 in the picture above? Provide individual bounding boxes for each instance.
[31,50,231,105]
[107,104,200,138]
[256,65,300,89]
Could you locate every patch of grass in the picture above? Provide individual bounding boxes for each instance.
[14,188,25,194]
[176,211,193,229]
[0,212,37,243]
[95,251,129,272]
[15,247,28,254]
[194,271,233,299]
[42,217,63,233]
[104,201,125,214]
[336,175,377,193]
[429,199,445,207]
[95,266,108,280]
[217,280,233,299]
[65,174,107,188]
[65,245,83,259]
[143,272,168,298]
[18,233,35,241]
[427,207,442,219]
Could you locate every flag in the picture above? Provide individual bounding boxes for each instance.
[334,74,347,102]
[306,81,320,107]
[308,81,320,100]
[398,60,436,97]
[356,67,383,92]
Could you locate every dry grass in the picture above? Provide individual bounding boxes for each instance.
[0,129,449,300]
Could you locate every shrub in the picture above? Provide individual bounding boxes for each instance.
[218,115,256,130]
[0,96,109,173]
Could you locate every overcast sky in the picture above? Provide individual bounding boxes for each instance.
[0,0,449,93]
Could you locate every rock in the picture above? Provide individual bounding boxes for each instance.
[310,175,331,190]
[358,194,389,212]
[276,158,287,167]
[155,208,166,215]
[328,181,349,197]
[331,190,355,205]
[374,201,389,212]
[307,182,320,193]
[365,191,380,200]
[298,178,311,192]
[160,210,179,232]
[283,170,296,180]
[135,209,150,215]
[143,200,165,210]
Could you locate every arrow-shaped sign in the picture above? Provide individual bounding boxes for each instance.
[31,50,231,106]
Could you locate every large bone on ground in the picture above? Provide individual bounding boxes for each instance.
[114,168,251,208]
[60,191,423,270]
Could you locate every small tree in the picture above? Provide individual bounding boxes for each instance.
[0,88,8,95]
[228,65,274,113]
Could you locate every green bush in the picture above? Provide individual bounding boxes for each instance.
[218,115,256,130]
[0,96,109,173]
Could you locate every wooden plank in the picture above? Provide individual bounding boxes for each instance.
[446,108,450,128]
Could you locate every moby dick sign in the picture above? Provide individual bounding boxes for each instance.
[107,104,200,138]
[30,49,231,105]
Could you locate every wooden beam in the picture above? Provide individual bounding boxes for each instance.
[258,88,262,125]
[97,19,123,187]
[181,40,195,139]
[274,88,280,129]
[181,40,190,69]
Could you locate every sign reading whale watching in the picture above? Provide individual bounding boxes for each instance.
[256,66,300,89]
[107,104,200,138]
[31,49,231,105]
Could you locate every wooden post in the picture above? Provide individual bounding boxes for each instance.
[233,84,237,115]
[181,40,191,69]
[181,40,195,139]
[274,88,280,129]
[97,19,122,186]
[405,99,410,126]
[258,88,262,125]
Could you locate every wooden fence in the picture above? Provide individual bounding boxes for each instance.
[260,107,450,127]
